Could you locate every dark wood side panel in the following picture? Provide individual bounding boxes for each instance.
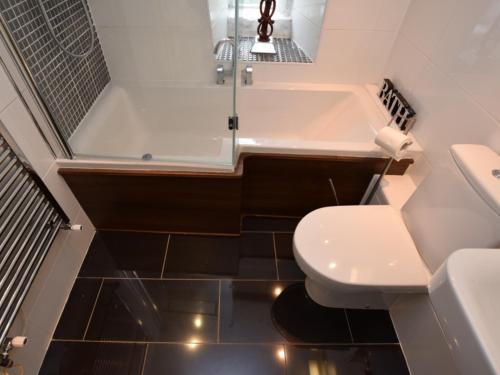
[60,154,412,233]
[242,155,413,217]
[60,170,242,234]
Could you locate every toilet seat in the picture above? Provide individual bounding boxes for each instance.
[293,206,430,293]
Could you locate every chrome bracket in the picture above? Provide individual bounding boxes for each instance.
[228,116,239,130]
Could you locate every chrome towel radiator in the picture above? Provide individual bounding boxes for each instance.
[0,126,69,364]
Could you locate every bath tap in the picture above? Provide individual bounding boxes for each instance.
[216,65,226,85]
[241,65,253,86]
[214,38,235,85]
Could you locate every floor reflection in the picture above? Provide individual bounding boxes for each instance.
[85,279,219,342]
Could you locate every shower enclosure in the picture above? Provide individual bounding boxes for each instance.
[0,0,241,167]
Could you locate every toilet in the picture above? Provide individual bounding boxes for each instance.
[294,205,430,309]
[293,145,500,309]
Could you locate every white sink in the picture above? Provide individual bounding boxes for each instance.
[429,249,500,375]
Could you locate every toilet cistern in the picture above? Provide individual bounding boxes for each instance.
[450,144,500,215]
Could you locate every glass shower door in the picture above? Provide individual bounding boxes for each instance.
[0,0,240,169]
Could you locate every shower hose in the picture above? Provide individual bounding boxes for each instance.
[36,0,95,58]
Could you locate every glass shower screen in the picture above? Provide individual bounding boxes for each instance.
[0,0,240,168]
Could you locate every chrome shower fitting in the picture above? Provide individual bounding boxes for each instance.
[241,65,253,86]
[37,0,95,58]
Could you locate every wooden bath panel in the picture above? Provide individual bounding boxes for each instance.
[59,154,413,234]
[242,154,411,216]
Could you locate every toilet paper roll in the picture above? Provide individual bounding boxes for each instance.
[375,127,413,161]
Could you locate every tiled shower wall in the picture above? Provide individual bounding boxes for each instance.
[0,0,110,141]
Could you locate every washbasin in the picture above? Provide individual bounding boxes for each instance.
[430,249,500,375]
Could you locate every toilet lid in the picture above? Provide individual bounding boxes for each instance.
[293,206,430,290]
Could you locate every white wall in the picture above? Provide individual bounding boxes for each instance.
[292,0,327,59]
[384,2,500,374]
[252,0,410,83]
[208,0,229,47]
[0,45,95,374]
[390,295,459,375]
[89,0,409,85]
[385,0,500,270]
[89,0,217,83]
[385,0,500,172]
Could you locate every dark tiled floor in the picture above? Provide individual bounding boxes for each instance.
[79,231,169,278]
[272,283,352,343]
[346,309,399,343]
[39,342,146,375]
[242,216,301,232]
[53,279,101,340]
[286,345,409,375]
[163,233,277,279]
[143,343,286,375]
[274,233,306,280]
[220,280,294,343]
[42,218,409,374]
[85,279,219,342]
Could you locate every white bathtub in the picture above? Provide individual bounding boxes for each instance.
[69,83,235,166]
[64,81,421,172]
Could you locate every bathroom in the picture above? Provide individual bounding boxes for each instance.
[0,0,499,373]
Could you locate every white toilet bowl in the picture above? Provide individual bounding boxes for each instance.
[293,205,431,309]
[293,145,500,310]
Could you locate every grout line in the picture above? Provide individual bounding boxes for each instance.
[217,280,221,343]
[344,309,354,343]
[283,344,288,375]
[160,234,170,278]
[243,215,302,219]
[272,233,280,280]
[76,276,305,282]
[97,228,240,238]
[242,230,295,234]
[241,230,289,234]
[82,278,104,340]
[140,343,149,375]
[52,338,400,346]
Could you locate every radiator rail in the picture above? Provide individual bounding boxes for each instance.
[0,126,69,353]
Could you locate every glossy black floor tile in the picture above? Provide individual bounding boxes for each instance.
[220,281,293,343]
[273,233,306,280]
[85,279,219,342]
[79,231,169,278]
[163,233,277,279]
[53,278,102,339]
[285,345,409,375]
[39,341,146,375]
[272,283,352,343]
[43,230,409,375]
[346,309,399,343]
[143,344,286,375]
[242,216,301,232]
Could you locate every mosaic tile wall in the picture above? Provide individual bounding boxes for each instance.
[0,0,110,141]
[217,37,312,63]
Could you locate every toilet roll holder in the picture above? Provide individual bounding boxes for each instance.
[360,79,416,205]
